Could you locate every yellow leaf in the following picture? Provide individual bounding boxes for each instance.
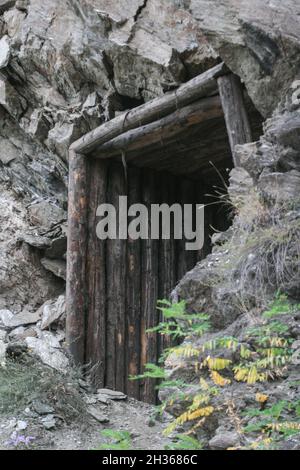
[188,406,214,420]
[204,356,232,371]
[211,370,231,387]
[256,393,269,404]
[163,406,214,436]
[268,422,300,432]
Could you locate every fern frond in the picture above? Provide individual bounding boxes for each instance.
[210,371,231,387]
[203,356,232,371]
[164,407,214,436]
[170,344,200,359]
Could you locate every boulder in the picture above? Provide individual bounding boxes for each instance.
[259,170,300,202]
[45,236,67,259]
[8,326,37,342]
[27,201,66,229]
[32,400,55,416]
[235,141,274,179]
[87,406,110,424]
[40,295,66,330]
[0,36,11,68]
[97,389,127,401]
[0,309,14,329]
[25,332,69,373]
[0,78,27,120]
[41,258,66,281]
[27,109,52,141]
[20,233,52,250]
[7,309,41,328]
[0,137,18,164]
[41,415,56,430]
[209,431,240,450]
[228,167,254,204]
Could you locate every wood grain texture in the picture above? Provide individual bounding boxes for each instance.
[66,150,89,364]
[86,159,108,386]
[217,74,253,165]
[106,162,127,390]
[125,166,142,399]
[94,96,223,159]
[140,169,159,403]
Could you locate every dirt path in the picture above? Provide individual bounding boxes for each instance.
[0,397,172,450]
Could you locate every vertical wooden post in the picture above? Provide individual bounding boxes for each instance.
[140,169,159,403]
[158,173,177,353]
[86,159,108,386]
[106,162,127,391]
[66,150,89,365]
[217,73,252,166]
[126,166,142,399]
[177,178,197,282]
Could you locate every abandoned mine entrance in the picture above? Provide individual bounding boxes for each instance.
[66,63,263,403]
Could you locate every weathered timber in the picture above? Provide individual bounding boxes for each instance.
[93,96,223,159]
[86,159,108,386]
[126,166,142,399]
[106,162,127,391]
[158,173,177,352]
[217,74,253,166]
[66,151,89,364]
[124,115,230,170]
[66,64,249,403]
[176,179,197,282]
[140,169,159,403]
[71,63,228,155]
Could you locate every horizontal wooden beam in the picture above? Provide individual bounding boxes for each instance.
[92,96,223,159]
[71,62,228,155]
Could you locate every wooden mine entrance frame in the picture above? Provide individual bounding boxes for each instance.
[66,63,254,402]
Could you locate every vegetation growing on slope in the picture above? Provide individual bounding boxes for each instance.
[132,296,300,450]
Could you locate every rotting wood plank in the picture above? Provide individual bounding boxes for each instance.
[158,173,177,353]
[217,74,253,166]
[85,159,108,386]
[126,166,142,399]
[105,162,127,391]
[70,63,228,155]
[176,179,197,282]
[140,169,159,403]
[66,150,89,365]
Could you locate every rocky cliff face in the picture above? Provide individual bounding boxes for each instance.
[0,0,218,311]
[189,0,300,117]
[1,0,299,310]
[0,0,300,449]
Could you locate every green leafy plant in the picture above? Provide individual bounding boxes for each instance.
[165,435,203,450]
[232,318,294,385]
[147,300,210,339]
[132,295,299,449]
[262,292,300,319]
[243,400,300,447]
[96,429,133,450]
